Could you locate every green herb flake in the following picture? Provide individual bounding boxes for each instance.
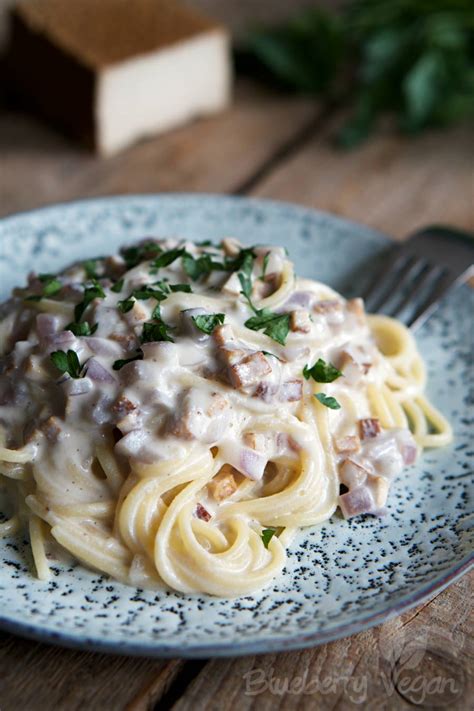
[261,527,277,549]
[83,259,100,280]
[26,275,62,301]
[65,321,97,337]
[151,248,185,270]
[121,242,162,269]
[141,320,174,344]
[74,281,106,322]
[303,358,343,383]
[262,350,282,361]
[260,252,270,281]
[112,351,144,371]
[50,349,86,379]
[245,311,290,345]
[191,313,225,335]
[314,392,341,410]
[111,278,124,293]
[170,283,192,293]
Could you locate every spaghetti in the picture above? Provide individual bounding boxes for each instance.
[0,237,451,595]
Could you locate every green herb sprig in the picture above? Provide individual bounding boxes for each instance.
[303,358,343,383]
[191,313,225,335]
[112,351,144,371]
[242,1,474,146]
[50,350,87,379]
[261,527,277,548]
[315,393,341,410]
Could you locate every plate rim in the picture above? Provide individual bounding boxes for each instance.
[0,193,472,658]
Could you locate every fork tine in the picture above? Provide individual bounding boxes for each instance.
[369,256,423,313]
[407,270,456,330]
[363,253,409,311]
[387,261,439,318]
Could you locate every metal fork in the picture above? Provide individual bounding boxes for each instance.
[362,226,474,331]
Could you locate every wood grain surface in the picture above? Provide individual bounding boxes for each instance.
[0,64,472,711]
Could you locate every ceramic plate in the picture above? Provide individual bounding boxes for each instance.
[0,195,472,657]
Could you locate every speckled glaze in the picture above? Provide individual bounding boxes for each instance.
[0,195,472,658]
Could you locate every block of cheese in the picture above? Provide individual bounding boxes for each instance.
[6,0,232,154]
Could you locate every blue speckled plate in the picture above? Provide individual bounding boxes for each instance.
[0,195,472,658]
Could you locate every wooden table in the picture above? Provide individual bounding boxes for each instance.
[0,77,473,710]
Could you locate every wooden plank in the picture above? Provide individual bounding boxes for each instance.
[0,80,318,218]
[171,571,473,711]
[0,633,183,711]
[252,119,474,238]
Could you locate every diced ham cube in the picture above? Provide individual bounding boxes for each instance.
[221,237,242,256]
[290,309,311,333]
[334,435,361,454]
[221,272,242,296]
[368,475,390,508]
[208,464,238,501]
[254,382,279,403]
[340,457,372,488]
[338,347,372,385]
[195,503,211,521]
[112,396,137,419]
[339,485,376,519]
[213,324,236,348]
[252,273,279,300]
[125,301,148,325]
[280,379,303,402]
[229,351,271,390]
[40,416,63,443]
[206,392,229,416]
[359,418,381,440]
[346,298,366,325]
[313,300,344,325]
[243,432,266,451]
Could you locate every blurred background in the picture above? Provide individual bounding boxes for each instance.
[0,0,472,236]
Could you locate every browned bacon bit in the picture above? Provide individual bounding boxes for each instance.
[290,309,312,333]
[208,464,239,502]
[229,351,271,390]
[39,416,63,443]
[243,432,266,451]
[112,396,137,418]
[252,273,280,300]
[358,418,381,439]
[280,379,303,402]
[221,237,242,256]
[213,324,235,348]
[207,392,229,416]
[195,503,211,521]
[334,435,361,453]
[346,298,366,324]
[313,300,342,315]
[109,332,139,352]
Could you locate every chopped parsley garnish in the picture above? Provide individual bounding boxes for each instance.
[50,350,87,379]
[236,250,290,345]
[182,252,216,281]
[117,297,135,313]
[245,310,290,346]
[170,283,192,293]
[259,252,270,281]
[303,358,343,383]
[261,527,277,548]
[191,313,225,335]
[112,351,144,371]
[315,393,341,410]
[121,241,162,269]
[111,278,124,293]
[25,274,62,301]
[151,248,185,270]
[131,285,168,301]
[83,259,101,280]
[262,350,282,361]
[66,321,98,337]
[74,281,106,322]
[141,320,174,343]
